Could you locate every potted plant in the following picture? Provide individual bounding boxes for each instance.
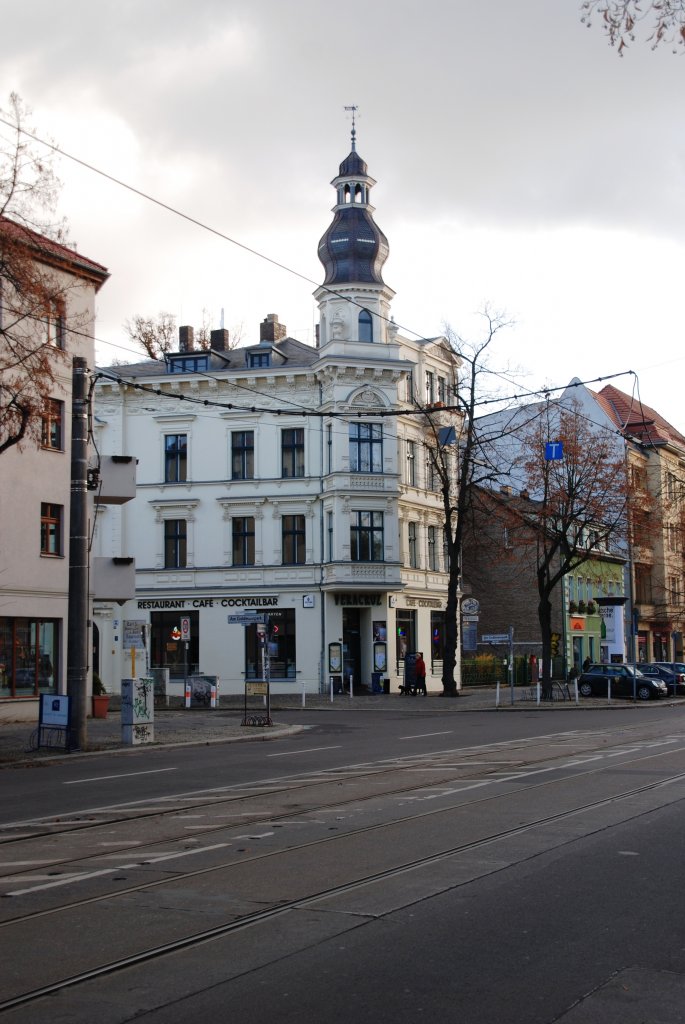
[92,672,110,719]
[577,600,587,614]
[568,601,578,613]
[586,600,597,614]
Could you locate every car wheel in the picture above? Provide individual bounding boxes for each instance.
[637,685,652,701]
[579,681,593,697]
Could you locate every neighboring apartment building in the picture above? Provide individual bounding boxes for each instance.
[93,139,457,695]
[468,381,630,672]
[0,219,109,703]
[594,385,685,662]
[462,485,627,673]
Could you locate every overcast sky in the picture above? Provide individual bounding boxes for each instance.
[3,1,684,425]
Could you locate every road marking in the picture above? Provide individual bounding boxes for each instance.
[267,746,341,757]
[6,843,229,896]
[63,768,178,785]
[398,731,453,740]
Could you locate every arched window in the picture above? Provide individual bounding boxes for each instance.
[358,309,373,342]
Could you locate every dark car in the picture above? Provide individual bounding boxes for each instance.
[641,662,685,696]
[578,663,667,701]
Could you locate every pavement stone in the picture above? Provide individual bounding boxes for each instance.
[0,686,677,767]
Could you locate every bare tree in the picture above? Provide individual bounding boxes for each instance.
[0,93,71,454]
[125,309,244,360]
[581,0,685,53]
[516,398,629,691]
[124,312,177,360]
[419,310,515,695]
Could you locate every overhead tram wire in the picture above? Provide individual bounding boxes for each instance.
[0,115,427,345]
[0,117,645,433]
[95,365,638,424]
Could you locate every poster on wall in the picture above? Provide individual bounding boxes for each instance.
[373,621,387,642]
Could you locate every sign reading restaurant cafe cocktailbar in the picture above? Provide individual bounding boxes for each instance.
[137,596,280,609]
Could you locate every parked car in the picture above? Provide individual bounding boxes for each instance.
[578,663,667,701]
[641,662,685,696]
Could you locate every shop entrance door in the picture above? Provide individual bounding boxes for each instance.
[342,608,361,692]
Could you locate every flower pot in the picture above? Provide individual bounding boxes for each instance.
[91,695,110,719]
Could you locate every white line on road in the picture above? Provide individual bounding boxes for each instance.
[267,746,341,757]
[6,842,230,896]
[63,768,178,785]
[398,731,453,740]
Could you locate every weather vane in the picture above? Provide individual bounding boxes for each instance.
[344,104,359,151]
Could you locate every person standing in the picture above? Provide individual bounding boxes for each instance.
[415,652,427,695]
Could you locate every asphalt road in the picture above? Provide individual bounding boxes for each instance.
[2,704,685,1023]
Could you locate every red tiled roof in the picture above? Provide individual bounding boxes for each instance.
[0,216,109,288]
[595,384,685,450]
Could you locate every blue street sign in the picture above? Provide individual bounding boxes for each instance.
[545,442,563,460]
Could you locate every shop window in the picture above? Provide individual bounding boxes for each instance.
[281,428,305,478]
[245,609,296,680]
[431,610,445,663]
[396,609,416,664]
[41,399,63,450]
[164,434,187,483]
[0,617,58,697]
[150,610,199,680]
[349,422,383,473]
[350,511,384,561]
[232,430,254,480]
[282,515,305,564]
[164,519,187,568]
[40,502,63,556]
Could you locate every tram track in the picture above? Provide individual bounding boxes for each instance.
[0,739,683,926]
[2,759,685,1015]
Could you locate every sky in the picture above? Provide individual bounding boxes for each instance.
[2,0,684,426]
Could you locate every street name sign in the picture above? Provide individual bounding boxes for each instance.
[481,633,510,643]
[228,612,266,625]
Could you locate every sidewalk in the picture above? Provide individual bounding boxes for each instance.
[0,687,674,766]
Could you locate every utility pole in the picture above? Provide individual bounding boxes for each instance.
[67,356,89,749]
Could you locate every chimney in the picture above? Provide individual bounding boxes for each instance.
[211,328,229,352]
[500,484,513,496]
[178,325,194,352]
[260,313,287,343]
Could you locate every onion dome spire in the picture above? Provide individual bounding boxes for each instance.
[317,116,389,287]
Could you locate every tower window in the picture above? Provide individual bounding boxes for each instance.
[358,309,373,343]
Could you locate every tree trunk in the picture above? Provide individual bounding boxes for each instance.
[442,562,459,696]
[537,595,553,699]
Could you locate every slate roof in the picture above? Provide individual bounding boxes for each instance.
[97,336,319,378]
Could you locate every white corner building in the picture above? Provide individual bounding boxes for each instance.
[93,136,458,697]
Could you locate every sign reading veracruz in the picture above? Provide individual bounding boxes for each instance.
[137,597,279,610]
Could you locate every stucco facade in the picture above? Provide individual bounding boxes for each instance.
[0,222,109,703]
[93,142,458,697]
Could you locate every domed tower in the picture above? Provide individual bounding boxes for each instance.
[315,120,396,348]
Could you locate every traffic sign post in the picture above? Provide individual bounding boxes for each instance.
[228,612,272,727]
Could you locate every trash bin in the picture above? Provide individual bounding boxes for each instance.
[371,672,383,693]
